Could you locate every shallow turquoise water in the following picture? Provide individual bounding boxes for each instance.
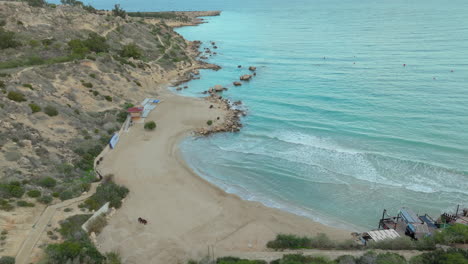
[88,0,468,229]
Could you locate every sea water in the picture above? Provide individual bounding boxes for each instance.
[85,0,468,229]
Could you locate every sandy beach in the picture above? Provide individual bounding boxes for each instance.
[97,87,350,263]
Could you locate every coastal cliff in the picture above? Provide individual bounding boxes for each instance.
[0,1,227,261]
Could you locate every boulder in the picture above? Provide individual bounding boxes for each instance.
[212,85,224,92]
[237,65,242,68]
[176,87,182,91]
[233,81,242,86]
[240,74,252,81]
[249,66,257,71]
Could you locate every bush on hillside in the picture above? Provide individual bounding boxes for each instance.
[17,200,35,207]
[0,29,21,49]
[0,256,15,264]
[29,103,41,113]
[144,121,156,130]
[0,182,25,198]
[44,105,58,116]
[112,4,126,18]
[409,249,468,264]
[80,181,129,211]
[26,0,47,7]
[38,195,53,204]
[38,177,57,188]
[435,224,468,245]
[104,95,112,102]
[27,189,41,197]
[45,240,104,264]
[120,44,142,59]
[207,120,213,126]
[7,91,26,102]
[58,214,92,241]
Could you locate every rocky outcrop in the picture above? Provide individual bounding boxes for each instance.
[240,74,252,81]
[196,96,245,136]
[233,81,242,86]
[249,66,257,71]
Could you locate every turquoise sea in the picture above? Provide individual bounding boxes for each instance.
[87,0,467,229]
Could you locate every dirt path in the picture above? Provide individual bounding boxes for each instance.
[15,183,99,264]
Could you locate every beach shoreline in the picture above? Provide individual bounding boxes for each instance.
[96,32,352,263]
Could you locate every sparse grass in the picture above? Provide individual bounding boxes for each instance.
[87,214,107,235]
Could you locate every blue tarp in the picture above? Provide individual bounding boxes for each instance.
[400,208,420,223]
[109,133,119,149]
[153,99,160,103]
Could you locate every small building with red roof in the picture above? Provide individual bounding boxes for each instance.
[127,106,144,121]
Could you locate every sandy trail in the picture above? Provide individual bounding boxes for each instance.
[97,88,350,263]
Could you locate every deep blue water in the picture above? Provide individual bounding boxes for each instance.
[81,0,468,229]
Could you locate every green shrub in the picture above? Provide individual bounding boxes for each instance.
[41,38,54,47]
[92,90,99,96]
[17,200,35,207]
[22,84,33,89]
[134,80,142,87]
[81,181,129,211]
[27,189,41,198]
[44,105,58,116]
[38,195,53,204]
[38,177,57,188]
[45,240,104,264]
[68,39,89,56]
[112,4,126,18]
[89,73,96,78]
[29,103,41,113]
[83,32,109,53]
[0,183,25,198]
[0,256,15,264]
[0,20,6,27]
[368,236,435,250]
[59,191,73,201]
[207,120,213,126]
[52,192,60,198]
[144,121,156,130]
[435,223,468,245]
[26,0,47,7]
[82,82,93,88]
[0,29,21,49]
[7,91,26,102]
[105,252,122,264]
[117,111,128,123]
[0,199,14,211]
[120,44,142,59]
[59,214,92,240]
[104,96,112,102]
[409,249,468,264]
[267,234,313,250]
